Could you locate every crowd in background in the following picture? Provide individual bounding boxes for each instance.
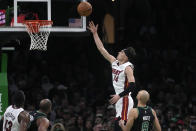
[6,37,196,131]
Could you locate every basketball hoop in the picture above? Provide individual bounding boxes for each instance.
[22,20,53,51]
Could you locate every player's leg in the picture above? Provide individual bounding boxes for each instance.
[128,96,134,113]
[115,96,133,131]
[114,117,123,131]
[114,98,123,131]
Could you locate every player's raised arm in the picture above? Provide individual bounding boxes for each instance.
[87,21,116,64]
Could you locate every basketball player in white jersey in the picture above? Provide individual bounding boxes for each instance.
[88,21,137,131]
[2,90,30,131]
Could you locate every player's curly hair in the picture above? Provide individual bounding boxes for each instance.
[12,90,25,107]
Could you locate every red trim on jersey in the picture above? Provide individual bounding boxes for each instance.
[121,97,129,120]
[121,97,125,120]
[121,77,129,120]
[125,97,129,120]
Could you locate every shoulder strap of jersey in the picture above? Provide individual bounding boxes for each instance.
[136,107,140,117]
[123,62,134,70]
[112,60,118,65]
[148,106,153,114]
[36,111,47,119]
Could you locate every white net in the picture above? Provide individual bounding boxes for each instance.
[24,21,52,51]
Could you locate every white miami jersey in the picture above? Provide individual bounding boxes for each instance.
[112,60,134,94]
[3,105,24,131]
[111,60,134,120]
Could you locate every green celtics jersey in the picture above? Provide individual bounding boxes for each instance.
[131,106,154,131]
[28,111,47,131]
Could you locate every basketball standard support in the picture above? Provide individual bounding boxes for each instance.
[0,53,8,119]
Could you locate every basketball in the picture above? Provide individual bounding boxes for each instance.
[77,2,92,16]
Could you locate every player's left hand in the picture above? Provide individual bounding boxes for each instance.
[109,94,120,104]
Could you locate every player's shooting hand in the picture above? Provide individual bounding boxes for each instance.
[87,21,98,34]
[109,94,120,104]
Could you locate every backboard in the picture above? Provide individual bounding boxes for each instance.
[0,0,88,34]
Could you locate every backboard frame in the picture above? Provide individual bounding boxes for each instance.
[0,0,87,32]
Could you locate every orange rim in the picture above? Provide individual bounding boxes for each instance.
[22,20,53,26]
[22,20,53,33]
